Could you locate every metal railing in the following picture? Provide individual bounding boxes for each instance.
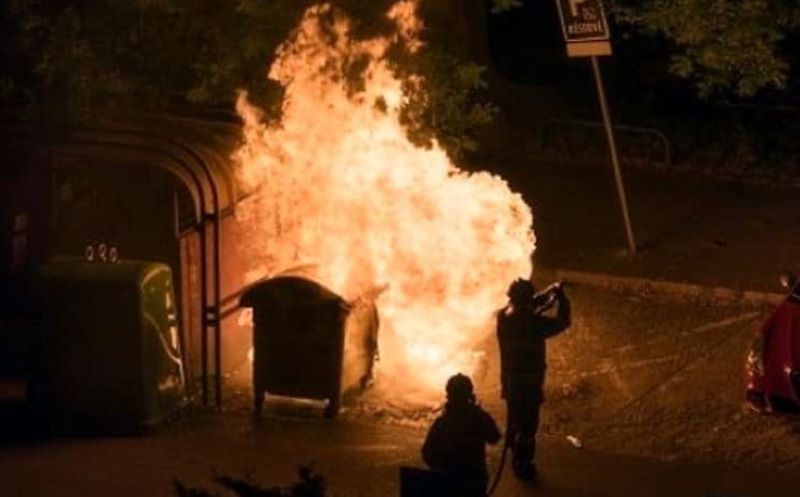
[534,118,672,169]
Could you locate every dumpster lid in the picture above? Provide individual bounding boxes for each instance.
[239,276,345,309]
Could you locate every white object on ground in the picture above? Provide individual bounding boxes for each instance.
[566,435,583,449]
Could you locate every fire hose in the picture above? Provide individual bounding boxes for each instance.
[486,434,511,496]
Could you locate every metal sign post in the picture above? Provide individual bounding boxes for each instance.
[554,0,637,255]
[590,56,636,255]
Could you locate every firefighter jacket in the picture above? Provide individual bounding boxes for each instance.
[496,295,571,398]
[421,401,501,491]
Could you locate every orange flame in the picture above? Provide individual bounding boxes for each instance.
[233,1,535,398]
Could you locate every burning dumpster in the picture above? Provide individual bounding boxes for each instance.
[37,256,186,433]
[240,276,378,418]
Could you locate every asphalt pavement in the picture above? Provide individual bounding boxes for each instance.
[501,160,800,294]
[2,411,800,497]
[3,288,800,497]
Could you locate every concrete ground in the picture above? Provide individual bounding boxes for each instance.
[4,288,800,496]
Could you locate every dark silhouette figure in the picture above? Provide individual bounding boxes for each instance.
[422,374,501,497]
[497,279,571,483]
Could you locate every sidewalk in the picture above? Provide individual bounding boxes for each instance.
[502,160,800,295]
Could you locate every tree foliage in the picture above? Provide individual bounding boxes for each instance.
[490,0,524,13]
[1,0,306,115]
[615,0,800,97]
[396,47,498,159]
[493,0,800,98]
[0,0,496,158]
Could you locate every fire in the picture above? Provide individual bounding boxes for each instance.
[233,1,535,397]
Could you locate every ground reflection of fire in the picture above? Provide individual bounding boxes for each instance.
[233,1,535,399]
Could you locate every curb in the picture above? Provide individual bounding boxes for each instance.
[552,269,785,306]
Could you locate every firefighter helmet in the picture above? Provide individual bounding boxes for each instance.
[445,373,474,403]
[507,278,536,304]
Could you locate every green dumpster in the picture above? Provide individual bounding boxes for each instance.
[38,257,186,433]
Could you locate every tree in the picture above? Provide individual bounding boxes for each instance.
[616,0,800,98]
[0,0,496,159]
[0,0,308,116]
[493,0,800,98]
[396,46,498,158]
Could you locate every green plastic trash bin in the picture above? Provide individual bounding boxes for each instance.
[38,257,186,433]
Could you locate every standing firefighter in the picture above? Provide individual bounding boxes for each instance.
[497,278,571,482]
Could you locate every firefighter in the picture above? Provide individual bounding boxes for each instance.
[422,373,501,497]
[497,278,571,483]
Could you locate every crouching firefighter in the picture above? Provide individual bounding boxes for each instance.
[421,374,501,497]
[497,278,571,483]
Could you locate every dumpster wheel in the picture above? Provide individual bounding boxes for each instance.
[324,396,340,419]
[253,390,266,417]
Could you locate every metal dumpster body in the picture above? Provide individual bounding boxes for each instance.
[37,257,186,433]
[240,276,378,418]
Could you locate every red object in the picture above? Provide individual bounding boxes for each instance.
[746,297,800,412]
